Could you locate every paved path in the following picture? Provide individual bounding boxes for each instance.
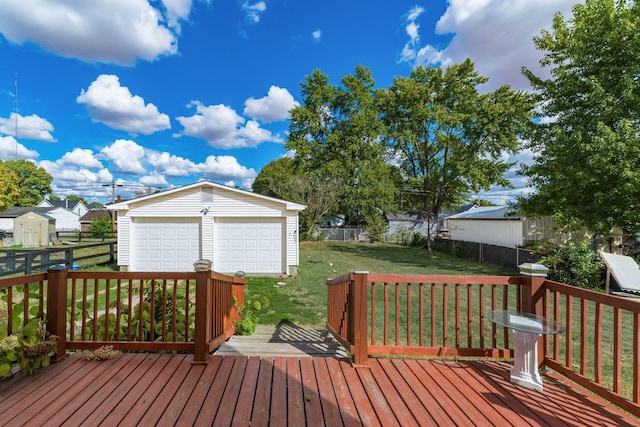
[214,321,348,358]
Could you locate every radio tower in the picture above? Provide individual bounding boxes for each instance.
[14,73,18,160]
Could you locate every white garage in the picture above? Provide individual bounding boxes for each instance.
[108,180,305,275]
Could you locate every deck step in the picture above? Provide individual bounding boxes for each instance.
[215,323,349,358]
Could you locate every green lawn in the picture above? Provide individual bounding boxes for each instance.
[245,241,515,328]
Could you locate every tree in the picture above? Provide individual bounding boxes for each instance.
[518,0,640,235]
[0,163,19,211]
[252,157,297,198]
[253,158,339,239]
[88,215,113,240]
[1,160,53,207]
[379,60,533,228]
[286,66,397,226]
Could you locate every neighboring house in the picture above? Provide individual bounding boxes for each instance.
[14,211,56,247]
[0,207,80,232]
[38,198,88,218]
[80,209,116,232]
[386,212,431,239]
[107,180,306,275]
[445,205,567,248]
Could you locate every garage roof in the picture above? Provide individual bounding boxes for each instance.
[107,180,306,211]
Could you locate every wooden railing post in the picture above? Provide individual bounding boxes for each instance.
[519,263,549,368]
[46,264,68,362]
[350,271,369,366]
[193,260,213,364]
[519,263,548,316]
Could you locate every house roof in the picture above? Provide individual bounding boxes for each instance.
[446,205,520,220]
[40,199,85,210]
[16,211,55,221]
[106,180,306,211]
[80,209,113,223]
[386,212,430,221]
[0,207,53,218]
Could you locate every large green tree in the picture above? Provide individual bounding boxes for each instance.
[0,163,19,211]
[518,0,640,235]
[379,60,533,223]
[253,158,340,239]
[286,66,397,226]
[1,160,53,207]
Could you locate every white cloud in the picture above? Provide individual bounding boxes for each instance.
[176,101,278,148]
[400,1,577,90]
[0,0,179,65]
[39,159,112,186]
[196,155,257,181]
[242,1,266,23]
[146,151,197,177]
[77,74,171,135]
[100,139,146,175]
[161,0,193,33]
[139,172,169,187]
[312,30,322,42]
[0,113,56,142]
[60,148,104,169]
[0,135,39,160]
[244,86,299,123]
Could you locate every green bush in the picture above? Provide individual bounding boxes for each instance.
[234,297,270,336]
[537,241,603,289]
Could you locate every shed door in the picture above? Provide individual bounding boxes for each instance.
[132,219,200,271]
[214,218,283,274]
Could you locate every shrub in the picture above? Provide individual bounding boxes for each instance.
[234,297,270,336]
[537,241,603,289]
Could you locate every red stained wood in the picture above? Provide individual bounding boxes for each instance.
[0,353,638,427]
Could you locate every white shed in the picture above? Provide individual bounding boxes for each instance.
[107,180,305,275]
[446,206,563,248]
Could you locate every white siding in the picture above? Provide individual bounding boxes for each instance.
[448,219,523,248]
[286,214,299,268]
[201,216,214,262]
[117,216,131,267]
[0,218,13,232]
[48,208,80,231]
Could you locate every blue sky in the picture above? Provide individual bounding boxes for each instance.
[0,0,577,205]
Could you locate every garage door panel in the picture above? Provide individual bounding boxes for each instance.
[133,220,200,272]
[214,218,283,274]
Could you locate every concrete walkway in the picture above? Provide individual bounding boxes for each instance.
[214,321,348,358]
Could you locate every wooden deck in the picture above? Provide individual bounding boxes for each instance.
[1,353,638,426]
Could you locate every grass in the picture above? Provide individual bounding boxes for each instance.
[245,241,515,328]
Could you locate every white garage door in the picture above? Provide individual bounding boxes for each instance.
[132,219,200,271]
[214,218,283,274]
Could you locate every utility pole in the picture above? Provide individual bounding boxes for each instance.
[102,180,123,203]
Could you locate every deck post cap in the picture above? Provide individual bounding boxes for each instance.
[518,263,549,277]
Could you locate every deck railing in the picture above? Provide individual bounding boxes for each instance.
[1,265,244,364]
[326,264,640,417]
[540,279,640,417]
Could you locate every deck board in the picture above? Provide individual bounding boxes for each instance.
[0,353,638,426]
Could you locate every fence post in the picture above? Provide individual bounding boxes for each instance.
[519,263,549,368]
[350,270,369,366]
[46,264,68,362]
[519,263,548,316]
[193,261,212,364]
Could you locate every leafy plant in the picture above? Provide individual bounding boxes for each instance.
[536,241,604,289]
[0,318,57,377]
[234,297,270,336]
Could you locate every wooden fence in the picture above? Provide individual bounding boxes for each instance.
[0,242,116,276]
[1,266,244,364]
